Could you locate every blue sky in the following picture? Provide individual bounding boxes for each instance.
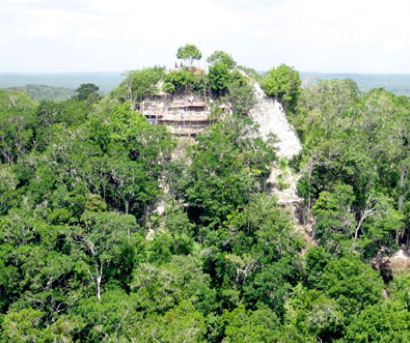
[1,0,410,73]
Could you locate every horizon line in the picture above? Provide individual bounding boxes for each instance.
[2,70,410,76]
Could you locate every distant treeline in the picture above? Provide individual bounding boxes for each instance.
[301,72,410,96]
[2,71,410,101]
[6,84,75,102]
[0,72,124,94]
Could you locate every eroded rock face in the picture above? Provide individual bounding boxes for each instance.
[249,80,315,247]
[249,80,302,205]
[249,82,302,159]
[370,249,410,281]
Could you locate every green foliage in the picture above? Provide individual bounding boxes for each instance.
[287,253,386,342]
[0,89,36,110]
[286,285,345,342]
[261,64,301,111]
[174,117,275,228]
[222,305,280,342]
[209,62,230,97]
[75,83,100,101]
[207,50,236,70]
[0,53,409,343]
[316,255,384,314]
[135,300,207,343]
[114,67,163,106]
[37,99,89,131]
[225,71,256,115]
[0,164,17,214]
[7,84,75,102]
[176,44,202,66]
[313,184,355,251]
[163,69,207,95]
[2,308,46,342]
[86,103,173,215]
[296,82,410,256]
[0,90,37,163]
[73,290,139,342]
[76,211,137,297]
[342,302,410,343]
[237,65,262,81]
[131,254,215,314]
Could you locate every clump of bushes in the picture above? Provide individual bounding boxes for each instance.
[163,69,208,95]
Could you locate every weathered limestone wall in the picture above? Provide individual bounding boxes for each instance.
[249,82,302,159]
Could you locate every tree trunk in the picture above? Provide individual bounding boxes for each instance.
[398,164,408,211]
[354,214,366,240]
[354,199,375,240]
[95,262,103,301]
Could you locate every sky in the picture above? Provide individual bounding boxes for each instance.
[1,0,410,73]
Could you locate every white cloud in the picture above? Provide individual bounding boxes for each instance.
[0,0,410,72]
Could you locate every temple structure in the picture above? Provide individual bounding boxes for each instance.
[140,93,230,137]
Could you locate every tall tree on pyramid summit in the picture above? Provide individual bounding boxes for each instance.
[176,44,202,67]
